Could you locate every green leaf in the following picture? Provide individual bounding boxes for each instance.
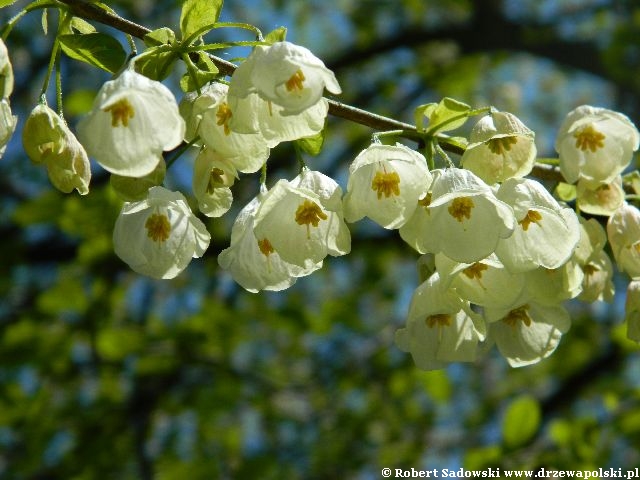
[502,394,541,449]
[69,16,96,34]
[417,97,471,134]
[555,182,577,202]
[41,8,47,35]
[37,274,89,315]
[264,26,287,44]
[135,46,179,81]
[58,32,126,74]
[180,51,219,92]
[97,327,145,361]
[180,0,224,43]
[0,0,19,7]
[548,418,572,447]
[144,27,176,47]
[295,129,325,156]
[419,370,451,403]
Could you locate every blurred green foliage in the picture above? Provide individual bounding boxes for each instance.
[1,0,640,478]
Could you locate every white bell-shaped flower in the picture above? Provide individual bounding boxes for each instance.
[253,169,351,268]
[607,202,640,278]
[398,191,437,254]
[411,168,515,263]
[573,217,614,303]
[625,280,640,342]
[395,272,486,371]
[555,105,640,187]
[435,253,526,309]
[343,143,432,229]
[495,178,580,272]
[227,90,328,148]
[0,38,14,99]
[0,98,16,159]
[218,189,322,292]
[192,148,236,218]
[573,216,607,265]
[22,103,90,195]
[113,186,210,279]
[461,110,536,184]
[485,296,571,367]
[229,41,341,116]
[578,251,614,303]
[576,177,624,216]
[77,68,185,177]
[524,261,584,305]
[186,82,270,174]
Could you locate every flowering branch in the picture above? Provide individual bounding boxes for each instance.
[53,0,560,181]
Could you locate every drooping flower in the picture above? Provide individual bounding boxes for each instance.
[253,168,351,268]
[0,38,14,99]
[572,217,614,303]
[435,253,526,309]
[113,186,210,279]
[575,177,625,217]
[181,82,269,174]
[461,110,536,184]
[495,177,580,272]
[227,88,328,148]
[218,188,322,292]
[22,103,90,195]
[405,167,515,263]
[485,296,571,367]
[395,271,486,371]
[607,202,640,279]
[625,280,640,342]
[555,105,640,187]
[77,68,185,177]
[524,262,584,305]
[192,147,236,217]
[229,41,341,116]
[0,98,16,159]
[343,143,432,229]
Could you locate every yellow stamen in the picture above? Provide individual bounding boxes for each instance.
[216,102,233,135]
[145,213,171,243]
[426,313,452,328]
[503,305,531,328]
[371,170,401,199]
[103,98,135,127]
[487,136,518,155]
[463,262,488,281]
[518,210,543,231]
[258,238,274,257]
[448,197,474,222]
[295,200,328,239]
[418,192,432,208]
[285,69,305,93]
[206,167,225,194]
[574,124,605,152]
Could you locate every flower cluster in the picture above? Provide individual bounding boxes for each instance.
[392,106,640,368]
[10,25,640,369]
[85,41,339,280]
[0,39,16,160]
[347,136,582,367]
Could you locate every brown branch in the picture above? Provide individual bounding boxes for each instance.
[54,0,562,182]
